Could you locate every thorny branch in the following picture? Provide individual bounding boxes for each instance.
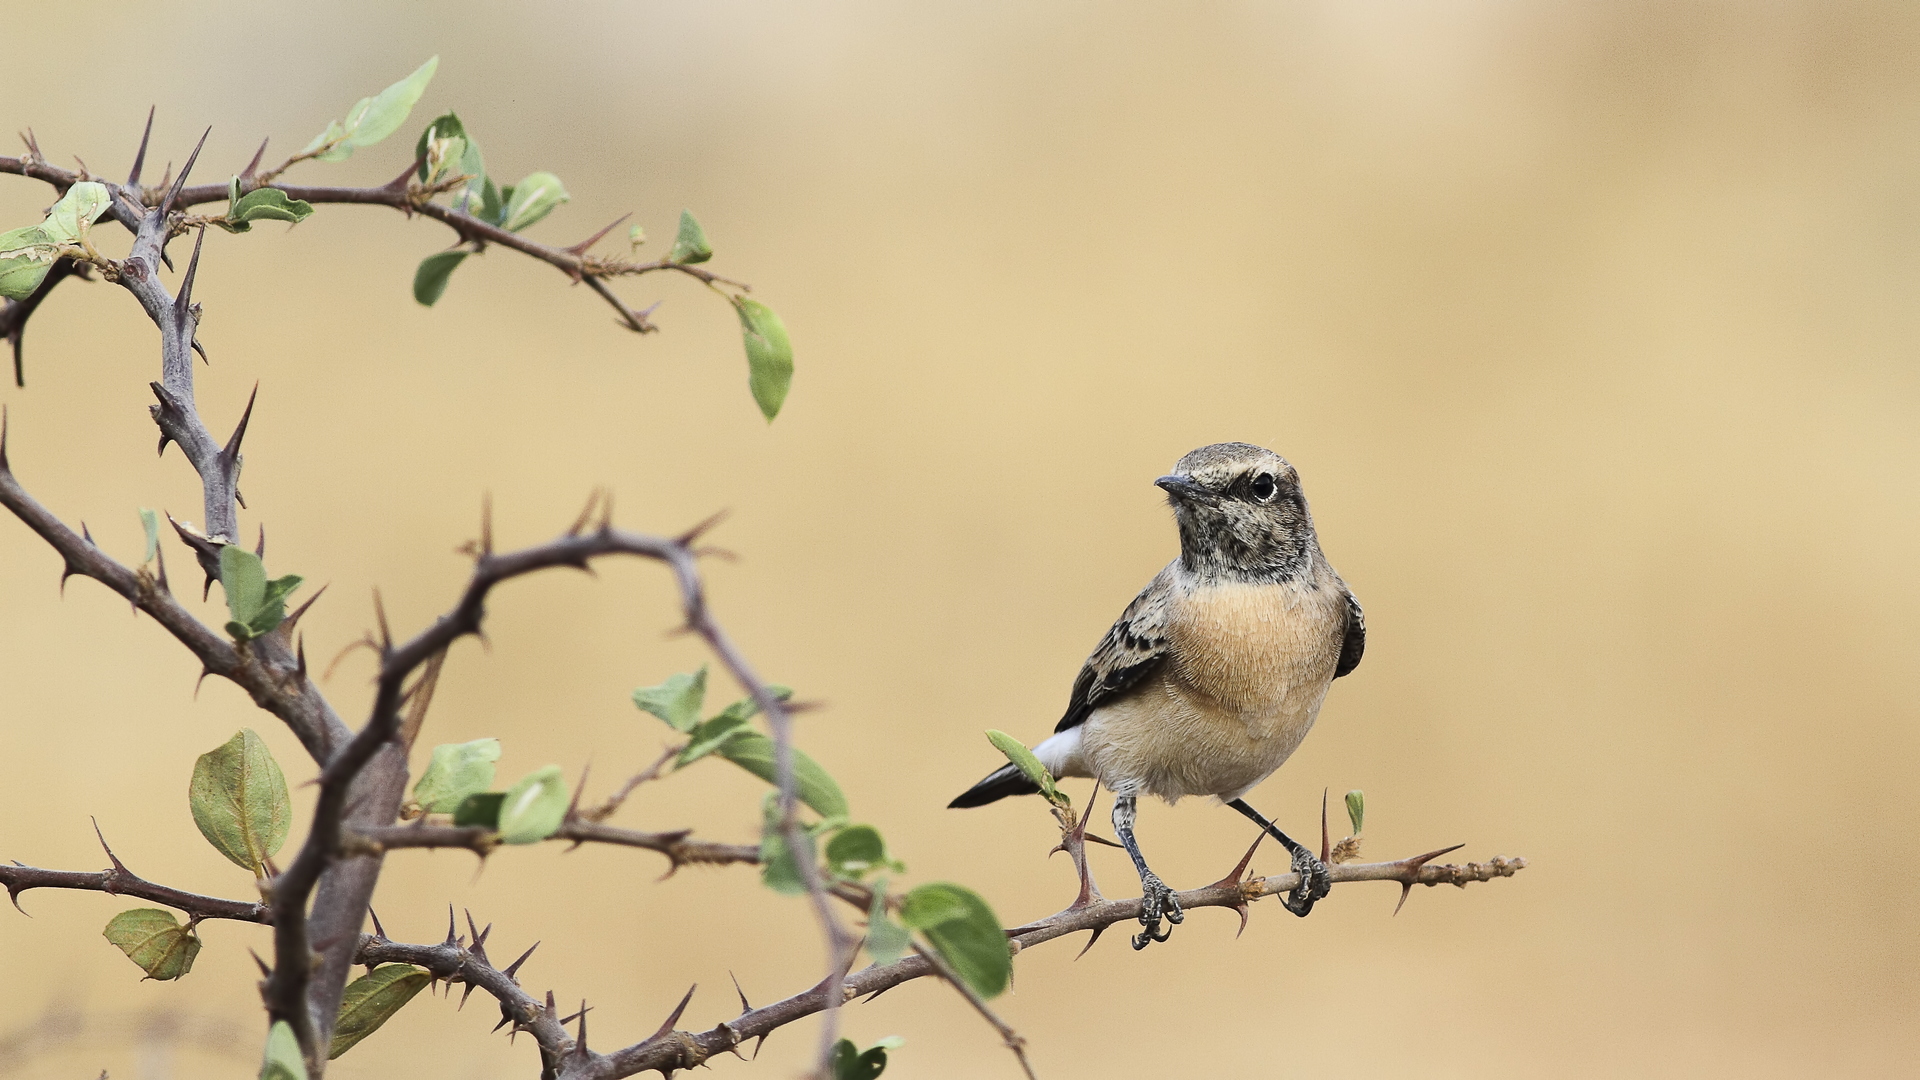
[0,120,818,1075]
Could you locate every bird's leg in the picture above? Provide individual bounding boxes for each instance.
[1228,798,1331,917]
[1113,794,1183,949]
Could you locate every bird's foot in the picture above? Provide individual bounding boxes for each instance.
[1131,872,1185,950]
[1283,844,1332,917]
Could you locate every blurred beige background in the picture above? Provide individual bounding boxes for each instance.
[2,1,1916,1076]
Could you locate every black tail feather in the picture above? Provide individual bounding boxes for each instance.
[948,763,1041,808]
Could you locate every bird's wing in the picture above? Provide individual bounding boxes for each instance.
[1334,585,1365,679]
[1054,563,1175,733]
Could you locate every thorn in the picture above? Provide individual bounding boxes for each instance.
[1073,924,1108,960]
[59,560,80,595]
[194,668,212,698]
[190,338,209,365]
[443,904,457,946]
[1207,830,1266,939]
[89,817,129,876]
[0,405,8,473]
[1320,787,1330,865]
[502,940,539,981]
[250,948,272,977]
[572,999,589,1057]
[566,488,602,537]
[174,229,205,321]
[128,106,155,187]
[153,542,171,595]
[1392,844,1467,916]
[367,907,387,939]
[382,155,425,198]
[564,213,631,257]
[5,881,29,917]
[160,127,210,216]
[676,509,730,547]
[491,1012,515,1034]
[459,979,478,1010]
[156,161,171,194]
[254,524,265,559]
[10,328,22,389]
[730,972,752,1014]
[465,910,492,958]
[241,137,268,181]
[282,583,328,640]
[372,589,395,653]
[221,382,258,469]
[20,128,42,161]
[479,492,493,557]
[1081,832,1124,849]
[80,521,93,545]
[650,984,696,1041]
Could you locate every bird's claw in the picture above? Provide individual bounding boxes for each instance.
[1131,872,1184,950]
[1283,844,1332,917]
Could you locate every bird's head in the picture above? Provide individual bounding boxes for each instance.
[1156,442,1316,582]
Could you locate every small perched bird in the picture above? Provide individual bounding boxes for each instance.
[950,442,1364,948]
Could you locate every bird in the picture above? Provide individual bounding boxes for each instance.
[949,442,1364,949]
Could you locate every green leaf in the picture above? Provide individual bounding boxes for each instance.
[1345,789,1365,835]
[826,824,901,880]
[900,883,1010,998]
[0,183,111,299]
[189,729,292,874]
[496,765,568,844]
[478,177,506,225]
[632,668,707,732]
[986,730,1064,807]
[0,224,58,300]
[44,181,111,242]
[260,1020,309,1080]
[413,250,468,307]
[717,732,848,820]
[102,908,202,980]
[230,188,315,227]
[329,963,431,1058]
[139,508,159,564]
[863,879,911,966]
[501,171,569,232]
[219,546,301,641]
[628,224,646,249]
[452,791,505,829]
[412,738,501,813]
[758,792,814,895]
[675,712,753,768]
[735,298,794,421]
[675,686,794,768]
[306,56,440,162]
[830,1038,895,1080]
[667,209,712,264]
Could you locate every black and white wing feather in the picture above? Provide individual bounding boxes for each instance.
[1334,585,1365,679]
[1054,563,1175,733]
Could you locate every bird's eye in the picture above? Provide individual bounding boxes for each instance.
[1250,473,1277,502]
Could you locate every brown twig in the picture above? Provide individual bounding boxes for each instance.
[914,944,1039,1080]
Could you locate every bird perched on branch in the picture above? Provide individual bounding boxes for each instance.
[950,442,1364,948]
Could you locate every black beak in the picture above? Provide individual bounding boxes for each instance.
[1154,475,1212,502]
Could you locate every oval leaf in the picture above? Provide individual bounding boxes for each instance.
[826,824,888,879]
[329,963,431,1058]
[502,172,569,232]
[230,188,314,227]
[986,730,1062,806]
[189,728,292,873]
[413,250,468,307]
[668,209,712,264]
[103,907,202,981]
[1345,789,1365,835]
[735,298,794,421]
[900,882,1010,998]
[140,507,160,564]
[0,224,58,300]
[717,732,848,820]
[261,1020,310,1080]
[631,668,707,732]
[496,765,568,844]
[412,737,501,813]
